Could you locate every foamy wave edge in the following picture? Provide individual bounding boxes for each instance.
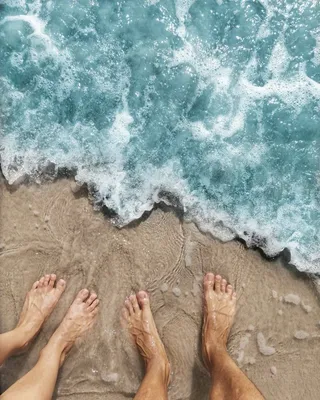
[1,158,319,276]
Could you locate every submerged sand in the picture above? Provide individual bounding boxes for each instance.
[0,179,319,399]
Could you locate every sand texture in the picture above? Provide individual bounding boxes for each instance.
[0,179,320,399]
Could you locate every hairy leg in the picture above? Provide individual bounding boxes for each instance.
[203,273,265,400]
[0,274,66,366]
[122,291,170,400]
[0,289,99,400]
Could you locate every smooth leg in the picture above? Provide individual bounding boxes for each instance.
[0,288,99,400]
[122,291,170,400]
[0,341,63,400]
[203,273,265,400]
[0,328,32,366]
[0,274,66,366]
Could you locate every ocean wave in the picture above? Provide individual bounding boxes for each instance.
[0,0,319,273]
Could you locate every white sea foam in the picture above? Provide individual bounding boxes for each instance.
[257,332,276,356]
[294,330,309,340]
[1,0,319,275]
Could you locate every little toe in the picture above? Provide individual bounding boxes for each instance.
[76,289,90,303]
[91,308,99,317]
[226,284,233,297]
[48,274,56,288]
[122,307,129,321]
[86,292,98,306]
[44,275,50,286]
[32,280,40,290]
[125,298,134,315]
[137,291,150,310]
[129,294,140,312]
[56,279,66,293]
[88,299,99,312]
[214,275,222,293]
[221,279,227,293]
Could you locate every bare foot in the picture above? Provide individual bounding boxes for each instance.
[49,289,99,364]
[17,274,66,348]
[122,291,170,383]
[202,273,236,370]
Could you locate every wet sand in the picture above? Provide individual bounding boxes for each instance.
[0,179,319,400]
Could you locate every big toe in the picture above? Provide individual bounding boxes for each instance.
[76,289,90,303]
[56,279,66,293]
[137,291,150,310]
[204,273,214,291]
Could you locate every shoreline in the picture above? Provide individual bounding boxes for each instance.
[0,178,320,399]
[1,168,313,276]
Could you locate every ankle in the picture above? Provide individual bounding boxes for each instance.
[42,337,67,362]
[204,342,228,372]
[15,317,42,342]
[146,357,170,384]
[11,325,33,349]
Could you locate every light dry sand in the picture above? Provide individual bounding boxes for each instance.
[0,179,319,399]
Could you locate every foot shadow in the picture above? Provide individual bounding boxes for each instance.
[190,360,211,400]
[190,329,211,400]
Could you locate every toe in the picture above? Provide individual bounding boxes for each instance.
[122,307,129,321]
[129,294,140,312]
[91,307,99,317]
[125,298,134,315]
[32,280,40,290]
[48,274,56,288]
[88,299,99,312]
[38,276,45,288]
[86,292,98,306]
[226,284,233,297]
[232,291,237,300]
[204,273,214,291]
[44,275,50,286]
[214,275,221,293]
[137,291,150,310]
[221,279,227,293]
[76,289,90,303]
[56,279,66,293]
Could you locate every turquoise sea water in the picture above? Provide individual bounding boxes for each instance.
[0,0,319,273]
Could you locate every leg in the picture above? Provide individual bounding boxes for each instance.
[122,291,170,400]
[0,274,66,365]
[0,288,99,400]
[202,273,265,400]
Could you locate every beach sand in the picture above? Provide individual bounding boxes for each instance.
[0,178,319,399]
